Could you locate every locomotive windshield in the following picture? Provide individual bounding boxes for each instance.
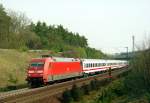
[30,62,44,67]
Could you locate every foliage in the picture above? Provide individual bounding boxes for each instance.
[0,4,105,59]
[30,22,88,49]
[61,89,73,103]
[87,79,126,103]
[85,47,105,59]
[87,49,150,103]
[82,84,91,95]
[90,80,98,91]
[7,73,18,85]
[71,85,83,101]
[123,49,150,96]
[0,4,11,48]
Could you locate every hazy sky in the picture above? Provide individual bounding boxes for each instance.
[1,0,150,54]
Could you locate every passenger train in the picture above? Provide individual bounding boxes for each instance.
[26,57,128,87]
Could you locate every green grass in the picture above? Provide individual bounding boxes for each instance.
[0,49,50,89]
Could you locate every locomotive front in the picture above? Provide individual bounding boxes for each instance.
[26,58,46,87]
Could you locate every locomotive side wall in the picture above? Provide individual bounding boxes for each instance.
[47,62,83,82]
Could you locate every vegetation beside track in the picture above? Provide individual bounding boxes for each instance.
[66,49,150,103]
[0,49,52,90]
[60,69,129,103]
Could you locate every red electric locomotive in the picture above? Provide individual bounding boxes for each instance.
[26,57,82,87]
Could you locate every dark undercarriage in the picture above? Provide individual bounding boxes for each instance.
[27,77,44,88]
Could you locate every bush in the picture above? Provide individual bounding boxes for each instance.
[18,46,29,52]
[61,89,73,103]
[82,84,91,95]
[71,85,83,101]
[123,50,150,96]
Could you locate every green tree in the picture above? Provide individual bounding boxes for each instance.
[0,4,11,48]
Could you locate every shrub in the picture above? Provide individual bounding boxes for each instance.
[71,84,83,101]
[61,89,73,103]
[123,49,150,96]
[82,84,90,95]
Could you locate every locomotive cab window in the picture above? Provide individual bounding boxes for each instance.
[30,62,44,67]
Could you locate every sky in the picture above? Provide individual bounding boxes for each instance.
[1,0,150,54]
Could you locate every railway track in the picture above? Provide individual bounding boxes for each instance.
[0,68,129,103]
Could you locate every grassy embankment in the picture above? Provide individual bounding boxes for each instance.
[0,49,51,91]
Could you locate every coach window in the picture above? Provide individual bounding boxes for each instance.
[86,64,88,68]
[84,64,86,68]
[86,64,87,68]
[99,63,101,66]
[99,63,100,66]
[87,64,89,68]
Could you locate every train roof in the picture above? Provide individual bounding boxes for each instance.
[82,59,127,63]
[31,56,127,63]
[31,57,80,62]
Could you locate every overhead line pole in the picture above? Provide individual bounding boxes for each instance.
[125,47,128,60]
[132,35,135,55]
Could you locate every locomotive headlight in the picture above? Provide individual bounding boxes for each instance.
[28,70,34,73]
[37,70,43,73]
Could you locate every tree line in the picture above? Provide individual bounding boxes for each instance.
[0,4,105,58]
